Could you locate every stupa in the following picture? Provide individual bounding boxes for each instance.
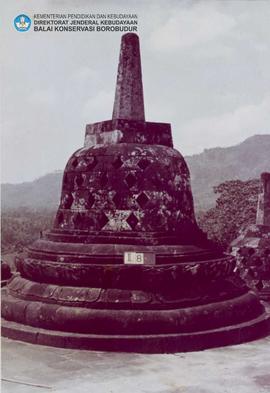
[2,34,269,353]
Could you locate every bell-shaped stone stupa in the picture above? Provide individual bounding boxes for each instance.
[2,33,269,353]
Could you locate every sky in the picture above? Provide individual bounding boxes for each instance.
[1,0,270,184]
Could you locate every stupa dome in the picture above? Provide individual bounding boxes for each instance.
[54,142,200,244]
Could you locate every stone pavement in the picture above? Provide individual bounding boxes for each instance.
[1,336,270,393]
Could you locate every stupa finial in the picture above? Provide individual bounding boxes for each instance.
[112,33,145,121]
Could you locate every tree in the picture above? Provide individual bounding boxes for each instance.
[197,179,260,249]
[1,208,55,253]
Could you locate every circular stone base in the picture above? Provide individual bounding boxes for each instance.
[2,311,270,354]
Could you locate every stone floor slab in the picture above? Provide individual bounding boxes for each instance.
[1,336,270,393]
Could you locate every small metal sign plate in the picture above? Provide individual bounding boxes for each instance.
[124,252,156,265]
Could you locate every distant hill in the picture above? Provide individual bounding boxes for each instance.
[1,135,270,212]
[1,171,63,210]
[186,134,270,211]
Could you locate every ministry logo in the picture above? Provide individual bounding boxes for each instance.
[14,14,31,32]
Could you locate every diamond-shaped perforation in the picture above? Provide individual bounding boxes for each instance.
[138,158,150,170]
[99,212,109,229]
[87,193,95,208]
[125,173,137,188]
[73,212,82,227]
[136,192,149,208]
[112,192,121,208]
[256,280,264,290]
[85,156,97,170]
[126,212,139,230]
[62,193,73,209]
[100,172,109,187]
[75,174,84,187]
[71,157,78,169]
[112,155,123,169]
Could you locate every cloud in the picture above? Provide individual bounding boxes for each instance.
[148,3,236,52]
[179,95,270,154]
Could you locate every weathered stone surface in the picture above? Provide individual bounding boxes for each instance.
[14,255,236,289]
[84,120,172,148]
[112,33,145,121]
[256,172,270,226]
[2,33,269,352]
[55,143,200,241]
[1,260,12,288]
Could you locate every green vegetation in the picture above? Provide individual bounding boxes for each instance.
[197,179,260,249]
[1,208,55,253]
